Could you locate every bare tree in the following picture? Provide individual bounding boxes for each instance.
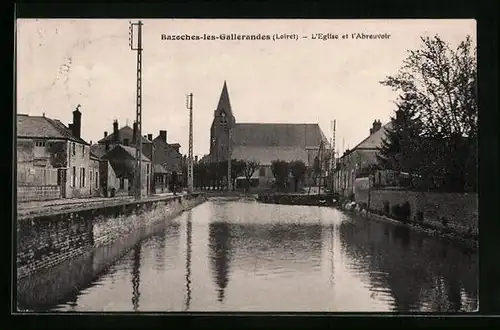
[242,160,260,192]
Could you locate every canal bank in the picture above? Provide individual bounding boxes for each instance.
[255,192,477,248]
[16,193,207,282]
[338,199,478,249]
[18,199,478,312]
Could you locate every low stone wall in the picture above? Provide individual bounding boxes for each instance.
[16,193,206,280]
[356,189,478,234]
[17,185,61,202]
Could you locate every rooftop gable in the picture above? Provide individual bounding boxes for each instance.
[98,125,152,144]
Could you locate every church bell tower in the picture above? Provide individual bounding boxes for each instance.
[210,81,236,163]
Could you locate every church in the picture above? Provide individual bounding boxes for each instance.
[209,81,330,187]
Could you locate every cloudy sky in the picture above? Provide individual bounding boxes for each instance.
[16,19,476,157]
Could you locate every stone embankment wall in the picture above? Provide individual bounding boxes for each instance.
[17,185,61,202]
[16,193,206,280]
[355,188,478,235]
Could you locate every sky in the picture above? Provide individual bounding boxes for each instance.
[16,19,476,158]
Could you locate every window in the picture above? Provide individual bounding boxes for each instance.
[95,172,99,188]
[120,178,125,189]
[259,167,266,177]
[80,167,86,187]
[72,142,76,155]
[82,145,85,158]
[72,166,76,187]
[35,140,46,147]
[90,171,93,187]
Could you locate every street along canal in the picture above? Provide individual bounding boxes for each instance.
[19,199,478,312]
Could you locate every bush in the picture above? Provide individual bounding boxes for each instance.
[391,204,402,221]
[383,200,390,216]
[400,201,411,222]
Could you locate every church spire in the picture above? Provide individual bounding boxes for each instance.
[216,80,232,115]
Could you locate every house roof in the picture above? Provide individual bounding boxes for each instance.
[232,146,309,165]
[232,123,329,148]
[98,125,152,144]
[90,144,105,158]
[153,164,168,174]
[17,114,89,145]
[341,121,393,160]
[103,144,150,162]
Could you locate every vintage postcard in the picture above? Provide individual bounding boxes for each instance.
[15,19,477,313]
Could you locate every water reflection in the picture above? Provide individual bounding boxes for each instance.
[338,216,478,312]
[184,211,193,310]
[208,221,232,303]
[131,244,141,311]
[26,200,477,312]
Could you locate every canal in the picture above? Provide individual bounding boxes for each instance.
[25,199,478,312]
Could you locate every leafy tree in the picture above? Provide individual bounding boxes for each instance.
[242,160,260,192]
[380,35,477,192]
[230,159,246,191]
[376,94,424,187]
[289,160,307,192]
[271,160,289,191]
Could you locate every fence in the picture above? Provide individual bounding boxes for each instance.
[17,165,59,187]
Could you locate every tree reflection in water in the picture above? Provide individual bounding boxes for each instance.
[338,217,478,312]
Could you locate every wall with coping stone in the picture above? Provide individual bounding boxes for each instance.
[16,194,206,282]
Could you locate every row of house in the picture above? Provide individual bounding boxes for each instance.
[16,106,183,202]
[333,119,393,197]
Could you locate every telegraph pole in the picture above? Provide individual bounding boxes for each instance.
[228,127,232,192]
[186,93,194,194]
[331,120,336,192]
[129,21,143,200]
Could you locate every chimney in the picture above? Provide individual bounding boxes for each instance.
[159,130,167,143]
[370,119,382,135]
[132,122,138,145]
[147,134,153,141]
[72,105,82,139]
[104,131,108,138]
[105,140,110,151]
[113,120,120,143]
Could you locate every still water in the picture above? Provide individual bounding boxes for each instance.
[50,199,478,312]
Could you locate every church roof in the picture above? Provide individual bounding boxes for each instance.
[232,123,328,148]
[232,146,309,165]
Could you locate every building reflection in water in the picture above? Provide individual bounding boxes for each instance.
[153,228,166,271]
[208,221,232,303]
[337,217,478,312]
[184,210,193,311]
[131,244,141,311]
